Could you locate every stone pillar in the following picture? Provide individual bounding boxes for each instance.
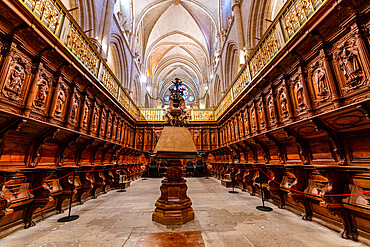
[101,0,115,59]
[232,0,245,55]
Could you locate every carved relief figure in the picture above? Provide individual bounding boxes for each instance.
[146,131,152,144]
[251,107,257,132]
[137,132,143,144]
[154,130,161,143]
[257,101,265,128]
[211,132,216,145]
[279,90,289,118]
[268,96,275,122]
[112,118,118,139]
[313,67,327,96]
[55,86,66,116]
[238,114,243,137]
[106,114,112,137]
[295,80,305,109]
[82,102,90,127]
[34,78,50,108]
[203,132,208,145]
[194,130,200,144]
[100,109,106,135]
[243,110,250,135]
[70,95,79,122]
[4,60,26,101]
[92,107,99,132]
[337,44,363,88]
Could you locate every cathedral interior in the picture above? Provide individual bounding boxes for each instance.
[0,0,369,246]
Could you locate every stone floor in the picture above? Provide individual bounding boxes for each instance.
[0,177,366,247]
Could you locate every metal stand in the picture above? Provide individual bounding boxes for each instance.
[256,178,273,212]
[229,179,239,193]
[117,168,126,192]
[58,171,79,222]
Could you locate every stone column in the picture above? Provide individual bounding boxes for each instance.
[101,0,115,59]
[232,0,245,54]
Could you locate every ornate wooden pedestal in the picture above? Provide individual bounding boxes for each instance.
[152,159,194,225]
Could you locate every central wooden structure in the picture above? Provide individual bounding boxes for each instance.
[152,126,196,225]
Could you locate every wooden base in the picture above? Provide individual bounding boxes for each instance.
[152,160,195,225]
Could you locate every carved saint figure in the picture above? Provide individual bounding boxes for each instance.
[238,115,243,137]
[203,132,208,145]
[5,63,25,100]
[34,79,49,108]
[251,108,257,132]
[55,88,66,115]
[194,131,200,144]
[92,108,99,132]
[338,46,362,86]
[244,111,249,135]
[268,96,275,121]
[100,110,106,135]
[106,115,112,137]
[280,91,288,117]
[112,118,118,139]
[313,68,328,96]
[82,102,89,127]
[70,96,78,121]
[137,132,143,144]
[295,81,305,107]
[257,101,265,127]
